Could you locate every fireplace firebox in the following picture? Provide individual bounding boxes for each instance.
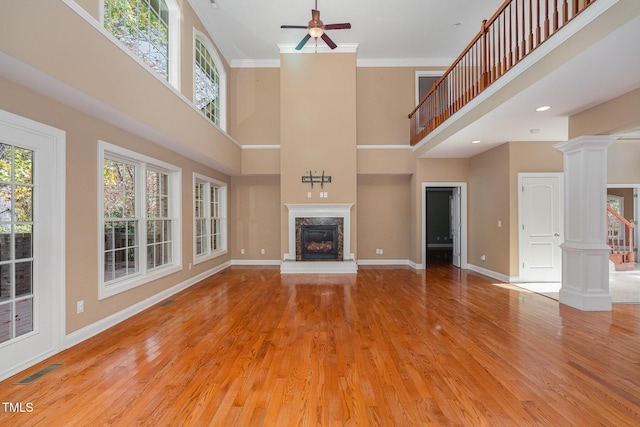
[295,217,344,261]
[301,225,339,260]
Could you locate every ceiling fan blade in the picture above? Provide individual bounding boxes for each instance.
[295,34,312,50]
[321,33,337,49]
[324,23,351,30]
[281,25,308,29]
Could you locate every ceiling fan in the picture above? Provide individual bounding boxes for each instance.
[281,0,351,51]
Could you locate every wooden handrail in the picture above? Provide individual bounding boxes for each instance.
[409,0,598,146]
[607,205,635,263]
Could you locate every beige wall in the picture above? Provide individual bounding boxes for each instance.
[242,148,281,175]
[357,175,411,260]
[0,77,230,334]
[229,67,280,145]
[279,53,358,256]
[468,145,510,274]
[230,175,281,260]
[608,141,640,184]
[570,88,640,138]
[357,148,414,174]
[357,67,425,146]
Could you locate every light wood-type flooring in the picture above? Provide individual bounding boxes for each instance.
[1,265,639,426]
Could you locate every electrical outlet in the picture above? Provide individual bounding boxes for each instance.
[481,254,486,261]
[379,249,383,255]
[260,248,265,254]
[77,300,84,314]
[240,248,245,255]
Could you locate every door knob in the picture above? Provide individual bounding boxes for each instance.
[554,232,560,237]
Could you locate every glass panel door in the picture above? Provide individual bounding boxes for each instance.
[0,144,34,344]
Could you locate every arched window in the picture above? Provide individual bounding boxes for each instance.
[103,0,180,88]
[194,33,226,130]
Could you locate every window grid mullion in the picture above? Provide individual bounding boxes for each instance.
[139,164,147,276]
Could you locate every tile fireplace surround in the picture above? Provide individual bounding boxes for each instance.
[281,204,357,274]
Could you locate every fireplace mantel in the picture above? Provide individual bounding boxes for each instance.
[282,203,356,273]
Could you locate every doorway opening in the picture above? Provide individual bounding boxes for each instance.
[422,183,467,269]
[426,188,453,265]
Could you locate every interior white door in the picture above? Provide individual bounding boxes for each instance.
[519,174,563,282]
[0,111,64,381]
[451,187,461,268]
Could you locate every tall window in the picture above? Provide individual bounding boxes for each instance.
[194,38,221,126]
[104,0,174,83]
[194,174,226,262]
[100,141,181,299]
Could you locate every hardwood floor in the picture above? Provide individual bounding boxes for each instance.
[1,266,639,426]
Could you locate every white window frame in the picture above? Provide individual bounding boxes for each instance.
[193,173,227,264]
[98,141,182,299]
[193,29,227,131]
[101,0,181,90]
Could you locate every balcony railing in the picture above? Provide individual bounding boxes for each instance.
[409,0,598,146]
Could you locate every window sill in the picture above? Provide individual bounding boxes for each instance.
[99,263,182,300]
[194,249,228,265]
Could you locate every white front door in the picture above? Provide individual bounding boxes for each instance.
[519,173,563,282]
[0,111,65,381]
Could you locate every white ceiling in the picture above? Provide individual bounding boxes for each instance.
[190,0,506,66]
[190,0,640,157]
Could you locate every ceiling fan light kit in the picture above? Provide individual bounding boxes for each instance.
[281,1,351,51]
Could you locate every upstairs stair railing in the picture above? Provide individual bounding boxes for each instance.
[607,205,635,265]
[409,0,598,146]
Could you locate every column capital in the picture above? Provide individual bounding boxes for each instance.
[554,135,617,153]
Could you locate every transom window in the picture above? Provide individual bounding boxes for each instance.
[194,33,226,131]
[100,141,181,299]
[194,174,226,262]
[103,0,179,86]
[195,38,220,126]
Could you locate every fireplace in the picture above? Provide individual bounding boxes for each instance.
[283,204,356,273]
[301,224,339,260]
[295,217,343,261]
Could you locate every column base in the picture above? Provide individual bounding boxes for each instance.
[559,287,612,311]
[559,242,612,311]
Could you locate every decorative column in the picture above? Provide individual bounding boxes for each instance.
[554,136,617,311]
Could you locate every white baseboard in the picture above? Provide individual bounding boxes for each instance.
[467,264,510,283]
[64,261,231,349]
[357,259,412,266]
[230,259,281,266]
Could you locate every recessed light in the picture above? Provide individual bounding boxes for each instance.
[530,129,540,134]
[471,140,481,144]
[536,105,551,112]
